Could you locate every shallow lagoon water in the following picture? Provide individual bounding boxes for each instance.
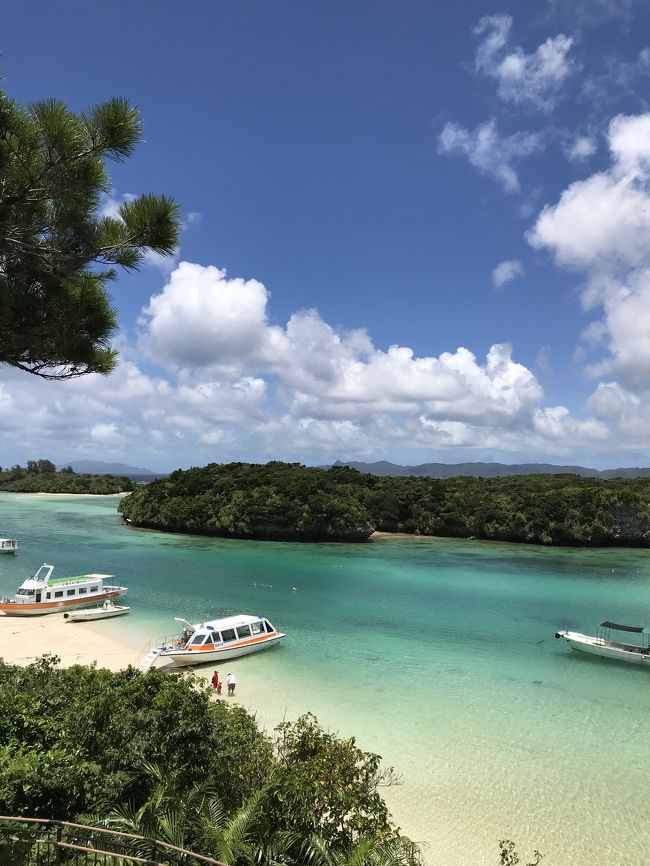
[1,493,650,864]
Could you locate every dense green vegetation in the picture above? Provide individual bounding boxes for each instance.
[118,461,650,546]
[0,460,133,493]
[0,82,179,380]
[0,656,419,865]
[119,461,374,541]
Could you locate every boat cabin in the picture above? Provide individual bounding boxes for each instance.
[12,564,115,606]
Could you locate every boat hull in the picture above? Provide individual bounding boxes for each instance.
[556,630,650,666]
[160,632,286,666]
[0,589,125,616]
[65,606,130,622]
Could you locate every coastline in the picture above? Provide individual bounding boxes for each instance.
[370,530,449,541]
[0,612,279,711]
[0,612,140,670]
[1,491,130,497]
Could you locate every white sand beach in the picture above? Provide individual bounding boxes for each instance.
[0,612,140,670]
[0,612,283,725]
[26,492,130,497]
[0,613,249,708]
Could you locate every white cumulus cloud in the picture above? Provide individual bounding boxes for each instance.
[0,258,624,467]
[529,111,650,439]
[529,114,650,271]
[474,14,575,110]
[492,259,524,288]
[564,135,597,162]
[438,120,542,193]
[140,262,285,368]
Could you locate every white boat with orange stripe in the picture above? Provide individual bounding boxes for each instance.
[0,563,127,616]
[150,614,285,668]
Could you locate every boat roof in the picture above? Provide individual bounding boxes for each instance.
[191,614,264,632]
[41,573,114,586]
[599,621,648,634]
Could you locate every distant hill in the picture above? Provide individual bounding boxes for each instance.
[332,460,650,479]
[58,460,159,478]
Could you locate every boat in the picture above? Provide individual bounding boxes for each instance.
[140,614,286,671]
[0,539,18,554]
[555,621,650,666]
[0,563,127,616]
[64,599,131,622]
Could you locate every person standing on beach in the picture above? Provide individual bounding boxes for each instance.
[227,672,236,696]
[211,670,221,694]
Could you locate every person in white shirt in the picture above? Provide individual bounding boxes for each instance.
[227,672,236,696]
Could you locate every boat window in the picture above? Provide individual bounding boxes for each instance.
[46,593,51,600]
[55,591,63,598]
[236,625,251,639]
[78,587,87,594]
[264,620,274,633]
[190,634,207,646]
[251,622,263,635]
[221,628,236,643]
[17,588,35,596]
[90,586,98,592]
[66,589,75,596]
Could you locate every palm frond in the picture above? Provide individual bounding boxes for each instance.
[346,838,378,866]
[300,834,336,866]
[157,809,188,849]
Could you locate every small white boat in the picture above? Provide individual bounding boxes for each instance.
[0,564,127,616]
[64,600,131,622]
[0,539,18,554]
[555,621,650,666]
[140,614,286,671]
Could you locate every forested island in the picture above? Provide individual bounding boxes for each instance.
[0,460,134,494]
[118,461,650,546]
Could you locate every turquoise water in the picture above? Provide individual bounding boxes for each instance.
[1,493,650,864]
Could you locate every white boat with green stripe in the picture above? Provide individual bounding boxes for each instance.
[0,563,127,616]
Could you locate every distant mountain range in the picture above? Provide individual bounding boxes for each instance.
[58,460,161,478]
[332,460,650,479]
[53,458,650,481]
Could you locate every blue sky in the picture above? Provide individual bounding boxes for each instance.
[3,0,650,471]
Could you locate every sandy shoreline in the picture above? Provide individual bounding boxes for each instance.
[0,614,252,707]
[0,612,140,670]
[9,492,130,497]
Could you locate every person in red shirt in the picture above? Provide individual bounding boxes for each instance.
[211,670,222,694]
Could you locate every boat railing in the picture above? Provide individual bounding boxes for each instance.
[591,634,650,653]
[134,632,187,670]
